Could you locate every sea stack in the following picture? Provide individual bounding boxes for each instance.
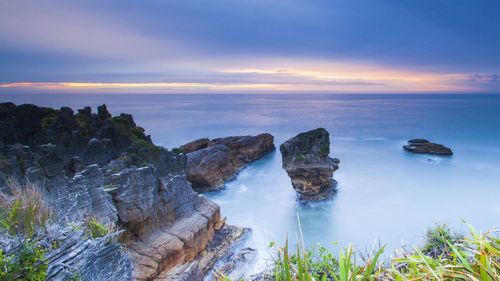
[279,128,340,201]
[403,139,453,155]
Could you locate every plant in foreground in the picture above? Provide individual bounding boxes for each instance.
[216,218,499,281]
[0,178,54,236]
[0,238,48,281]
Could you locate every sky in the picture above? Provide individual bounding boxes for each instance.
[0,0,499,94]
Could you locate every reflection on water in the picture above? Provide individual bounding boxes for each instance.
[3,93,500,273]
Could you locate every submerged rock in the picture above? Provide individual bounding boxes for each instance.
[183,134,275,191]
[280,128,340,201]
[403,139,453,155]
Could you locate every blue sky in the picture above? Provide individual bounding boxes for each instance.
[1,0,499,93]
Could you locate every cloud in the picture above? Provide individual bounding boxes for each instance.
[0,0,499,93]
[472,74,499,83]
[0,1,191,62]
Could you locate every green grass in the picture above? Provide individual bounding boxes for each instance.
[84,217,109,239]
[172,147,186,154]
[103,184,117,190]
[216,216,500,281]
[0,178,54,236]
[40,114,58,131]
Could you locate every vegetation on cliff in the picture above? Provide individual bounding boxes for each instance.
[0,178,127,280]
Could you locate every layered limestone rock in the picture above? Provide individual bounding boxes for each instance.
[403,139,453,155]
[181,134,275,191]
[280,128,340,201]
[0,103,251,281]
[186,145,243,191]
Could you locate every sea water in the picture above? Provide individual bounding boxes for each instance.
[3,93,500,271]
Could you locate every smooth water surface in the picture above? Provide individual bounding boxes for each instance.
[3,93,500,271]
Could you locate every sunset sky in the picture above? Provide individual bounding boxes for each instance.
[1,0,499,94]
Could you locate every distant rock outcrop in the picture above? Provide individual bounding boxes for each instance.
[0,103,252,281]
[181,134,275,191]
[280,128,340,201]
[403,139,453,155]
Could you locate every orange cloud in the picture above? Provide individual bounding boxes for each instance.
[0,65,483,93]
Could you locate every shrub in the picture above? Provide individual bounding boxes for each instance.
[0,179,54,236]
[172,148,185,154]
[267,220,500,281]
[83,217,120,241]
[421,223,462,258]
[0,238,48,281]
[40,115,58,131]
[84,217,109,239]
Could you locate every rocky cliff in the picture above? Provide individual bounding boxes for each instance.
[280,128,340,201]
[181,134,275,191]
[0,103,250,280]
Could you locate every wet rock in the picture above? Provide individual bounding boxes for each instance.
[81,138,119,166]
[183,134,275,191]
[45,230,132,281]
[180,138,211,154]
[186,145,242,191]
[403,139,453,155]
[216,247,257,281]
[157,225,251,281]
[211,133,275,163]
[280,128,340,201]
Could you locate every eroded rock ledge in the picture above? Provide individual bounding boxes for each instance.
[280,128,340,202]
[181,134,275,191]
[0,102,253,281]
[403,139,453,155]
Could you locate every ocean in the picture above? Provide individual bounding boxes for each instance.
[3,93,500,271]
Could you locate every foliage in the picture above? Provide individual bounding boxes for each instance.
[218,219,500,281]
[74,109,91,136]
[16,156,25,177]
[422,223,462,258]
[103,184,117,190]
[0,179,54,236]
[40,114,58,131]
[321,145,329,155]
[0,238,48,281]
[172,147,185,154]
[386,221,500,280]
[295,155,304,162]
[84,217,109,239]
[272,239,384,281]
[106,166,122,173]
[293,243,338,279]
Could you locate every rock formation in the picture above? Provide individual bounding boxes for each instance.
[0,103,252,281]
[181,134,275,191]
[280,128,340,201]
[403,139,453,155]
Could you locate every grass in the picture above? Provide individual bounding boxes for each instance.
[172,147,186,154]
[216,215,500,281]
[0,178,54,236]
[295,154,305,162]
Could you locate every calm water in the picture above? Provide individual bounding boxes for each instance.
[3,93,500,271]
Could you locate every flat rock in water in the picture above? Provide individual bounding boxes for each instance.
[403,139,453,155]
